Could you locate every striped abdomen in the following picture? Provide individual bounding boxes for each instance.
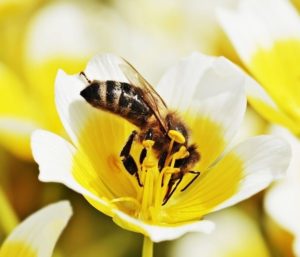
[80,80,152,127]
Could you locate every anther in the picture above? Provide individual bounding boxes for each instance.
[168,130,185,144]
[142,139,155,148]
[177,146,190,159]
[163,167,180,175]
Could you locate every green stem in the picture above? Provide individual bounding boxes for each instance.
[142,236,153,257]
[0,187,18,235]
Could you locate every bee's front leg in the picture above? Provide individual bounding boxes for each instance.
[120,130,143,187]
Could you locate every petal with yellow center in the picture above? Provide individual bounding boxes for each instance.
[249,40,300,131]
[218,0,300,64]
[156,53,247,170]
[163,135,291,223]
[31,130,215,241]
[218,0,300,133]
[55,67,138,207]
[245,76,299,135]
[31,130,115,217]
[0,201,72,257]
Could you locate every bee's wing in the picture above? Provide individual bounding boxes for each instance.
[119,58,168,133]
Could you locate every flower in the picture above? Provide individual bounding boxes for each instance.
[0,2,95,160]
[264,126,300,257]
[170,207,271,257]
[218,0,300,136]
[0,201,72,257]
[218,2,300,255]
[31,52,290,242]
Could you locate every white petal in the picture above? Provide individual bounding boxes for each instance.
[270,126,300,180]
[0,201,72,257]
[294,237,300,257]
[156,52,247,147]
[213,135,291,212]
[113,210,214,243]
[218,0,300,62]
[31,130,112,215]
[84,53,129,82]
[264,181,300,236]
[245,75,281,112]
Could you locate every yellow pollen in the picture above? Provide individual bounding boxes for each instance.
[117,130,193,223]
[143,139,155,148]
[168,130,186,144]
[162,167,180,175]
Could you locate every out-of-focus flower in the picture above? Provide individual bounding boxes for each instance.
[0,201,72,256]
[292,0,300,11]
[218,0,300,136]
[0,2,96,160]
[218,2,300,255]
[264,126,300,257]
[31,53,290,242]
[170,207,271,257]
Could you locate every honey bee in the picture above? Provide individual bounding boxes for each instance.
[80,57,200,205]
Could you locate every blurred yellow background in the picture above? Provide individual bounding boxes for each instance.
[0,0,297,256]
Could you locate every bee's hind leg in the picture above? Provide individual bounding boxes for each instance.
[162,174,183,206]
[120,130,143,187]
[180,171,200,192]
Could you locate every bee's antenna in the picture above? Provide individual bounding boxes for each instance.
[80,71,91,84]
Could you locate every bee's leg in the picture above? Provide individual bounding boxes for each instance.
[162,174,183,206]
[120,130,143,187]
[158,151,167,172]
[139,128,153,165]
[180,171,200,192]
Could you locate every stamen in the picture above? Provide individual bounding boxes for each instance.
[111,197,141,209]
[168,130,186,144]
[143,140,155,148]
[119,130,192,222]
[141,140,156,169]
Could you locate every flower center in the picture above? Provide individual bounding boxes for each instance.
[113,130,191,223]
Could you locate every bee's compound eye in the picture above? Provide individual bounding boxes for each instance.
[80,84,100,103]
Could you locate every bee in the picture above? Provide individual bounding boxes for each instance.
[79,57,200,205]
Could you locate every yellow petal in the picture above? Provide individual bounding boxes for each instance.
[0,63,40,159]
[72,110,139,207]
[25,58,87,134]
[185,114,226,172]
[164,135,290,223]
[0,63,35,118]
[249,40,300,131]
